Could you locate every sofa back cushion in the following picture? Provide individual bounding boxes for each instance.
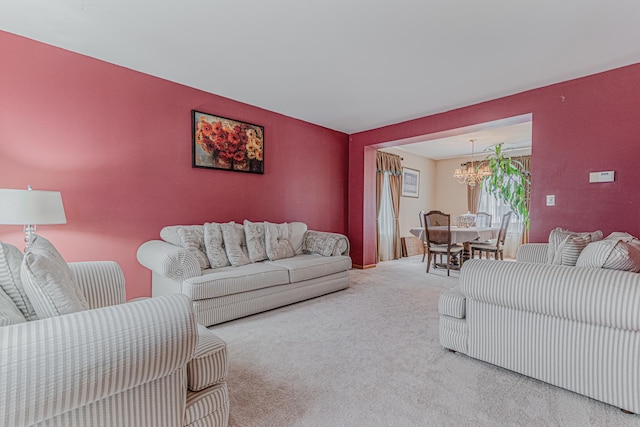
[264,222,295,261]
[244,220,268,263]
[0,285,26,326]
[220,222,251,267]
[21,235,89,318]
[0,241,37,320]
[203,222,231,269]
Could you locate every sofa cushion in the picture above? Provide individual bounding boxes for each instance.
[438,287,466,319]
[576,236,640,272]
[269,254,352,283]
[187,325,228,392]
[0,286,26,326]
[244,220,268,263]
[220,222,251,267]
[178,226,210,270]
[264,222,295,261]
[203,222,231,269]
[185,382,229,427]
[546,227,603,264]
[0,241,37,320]
[551,234,592,267]
[181,262,290,300]
[20,235,89,318]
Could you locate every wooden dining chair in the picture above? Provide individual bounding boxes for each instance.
[423,210,464,276]
[475,211,492,228]
[470,211,513,260]
[418,210,427,262]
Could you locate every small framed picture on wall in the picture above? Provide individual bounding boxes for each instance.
[401,167,420,198]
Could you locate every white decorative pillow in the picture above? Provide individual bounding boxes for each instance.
[20,235,89,319]
[552,234,592,267]
[160,225,204,246]
[0,241,37,320]
[0,286,26,326]
[177,227,210,270]
[203,222,231,269]
[220,222,251,267]
[264,222,295,261]
[287,222,308,255]
[244,220,268,263]
[576,238,640,272]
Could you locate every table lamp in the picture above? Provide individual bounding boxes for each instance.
[0,185,67,251]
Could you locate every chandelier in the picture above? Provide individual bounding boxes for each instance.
[453,139,492,187]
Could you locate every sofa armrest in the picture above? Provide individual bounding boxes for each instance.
[69,261,126,309]
[460,259,640,331]
[303,230,350,256]
[515,243,548,264]
[137,240,201,282]
[0,294,197,426]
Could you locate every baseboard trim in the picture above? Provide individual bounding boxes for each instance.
[352,264,376,270]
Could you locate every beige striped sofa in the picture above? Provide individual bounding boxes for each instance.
[137,222,351,327]
[1,259,229,426]
[439,243,640,414]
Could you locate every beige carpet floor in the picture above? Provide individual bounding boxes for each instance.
[210,256,639,426]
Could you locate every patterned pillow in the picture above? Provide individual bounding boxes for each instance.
[0,241,37,320]
[244,220,268,263]
[547,228,603,264]
[0,285,26,326]
[20,235,89,319]
[203,222,231,269]
[177,227,210,270]
[576,237,640,272]
[551,234,592,266]
[264,222,295,261]
[220,222,251,267]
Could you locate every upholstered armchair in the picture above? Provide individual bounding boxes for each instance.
[0,242,229,426]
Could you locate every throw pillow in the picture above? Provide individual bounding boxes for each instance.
[0,286,26,326]
[203,222,231,269]
[177,227,210,270]
[551,234,592,266]
[220,222,251,267]
[0,241,37,320]
[264,222,295,261]
[20,235,89,319]
[244,220,268,263]
[547,227,603,264]
[287,222,308,255]
[576,238,640,272]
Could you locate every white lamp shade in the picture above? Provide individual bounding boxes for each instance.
[0,189,67,225]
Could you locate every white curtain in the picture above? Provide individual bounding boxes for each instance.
[377,172,395,261]
[478,184,523,258]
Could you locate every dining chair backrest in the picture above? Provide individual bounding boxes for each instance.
[475,211,492,228]
[496,211,513,248]
[423,210,452,246]
[419,210,426,228]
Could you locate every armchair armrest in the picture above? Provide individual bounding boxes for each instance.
[303,230,350,256]
[515,243,548,264]
[137,240,201,282]
[460,259,640,331]
[0,294,197,426]
[69,261,126,309]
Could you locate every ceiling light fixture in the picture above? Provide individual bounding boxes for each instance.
[453,139,491,187]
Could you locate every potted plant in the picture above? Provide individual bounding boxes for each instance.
[482,143,531,229]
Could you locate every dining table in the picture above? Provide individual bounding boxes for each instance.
[409,226,499,245]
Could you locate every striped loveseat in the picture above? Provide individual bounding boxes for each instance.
[1,258,229,426]
[439,243,640,414]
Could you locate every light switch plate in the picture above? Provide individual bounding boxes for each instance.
[546,195,555,206]
[589,171,615,183]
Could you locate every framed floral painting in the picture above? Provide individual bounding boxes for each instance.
[192,110,264,174]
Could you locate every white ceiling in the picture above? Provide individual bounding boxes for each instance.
[2,1,640,137]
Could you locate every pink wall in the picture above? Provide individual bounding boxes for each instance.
[349,64,640,267]
[0,31,349,298]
